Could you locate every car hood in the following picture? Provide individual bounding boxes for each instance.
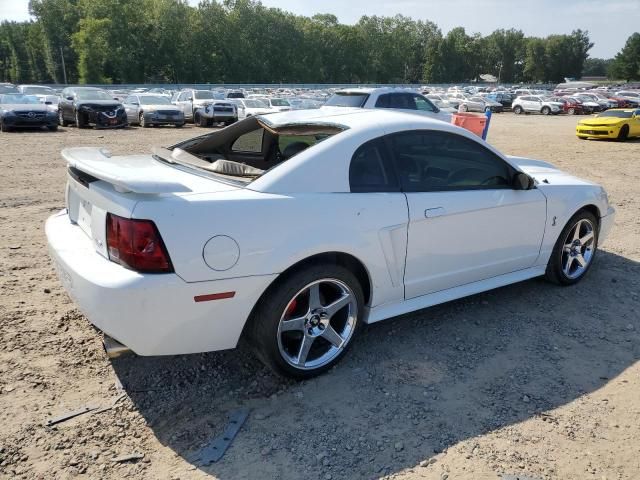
[579,117,625,126]
[1,103,50,112]
[76,100,121,107]
[507,156,596,187]
[142,104,180,111]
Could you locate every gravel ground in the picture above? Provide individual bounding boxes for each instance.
[0,115,638,480]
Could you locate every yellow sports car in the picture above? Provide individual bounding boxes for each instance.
[576,108,640,140]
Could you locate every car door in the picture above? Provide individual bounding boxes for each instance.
[389,130,547,299]
[175,92,193,120]
[60,88,72,120]
[123,95,139,123]
[631,109,640,136]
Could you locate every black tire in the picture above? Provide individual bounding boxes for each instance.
[617,125,629,141]
[545,210,599,285]
[75,110,87,128]
[568,107,576,115]
[139,112,149,128]
[48,125,58,132]
[513,105,523,115]
[0,121,11,132]
[541,106,551,115]
[58,109,69,127]
[484,106,491,112]
[175,123,184,128]
[197,113,209,127]
[246,263,364,379]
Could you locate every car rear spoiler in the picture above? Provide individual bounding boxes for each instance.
[62,147,192,194]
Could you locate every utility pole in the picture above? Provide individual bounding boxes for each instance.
[59,46,67,84]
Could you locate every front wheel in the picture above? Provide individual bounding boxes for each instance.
[58,109,69,126]
[139,112,149,128]
[568,107,576,115]
[513,105,523,115]
[75,110,87,128]
[246,264,364,379]
[617,125,629,141]
[541,106,551,115]
[545,210,598,285]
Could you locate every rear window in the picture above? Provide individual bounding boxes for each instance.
[231,129,264,153]
[325,93,369,108]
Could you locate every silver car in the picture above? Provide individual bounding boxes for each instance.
[123,94,185,127]
[172,89,219,122]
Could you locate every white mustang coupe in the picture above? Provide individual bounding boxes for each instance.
[46,109,615,378]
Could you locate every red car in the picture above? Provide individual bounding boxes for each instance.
[549,96,584,115]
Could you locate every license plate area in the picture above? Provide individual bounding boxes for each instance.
[67,184,93,238]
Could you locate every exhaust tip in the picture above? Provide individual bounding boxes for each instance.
[103,334,131,359]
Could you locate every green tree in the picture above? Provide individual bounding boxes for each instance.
[608,33,640,81]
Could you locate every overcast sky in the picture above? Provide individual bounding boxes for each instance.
[0,0,635,58]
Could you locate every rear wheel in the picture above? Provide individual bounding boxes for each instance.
[246,264,363,379]
[617,125,629,141]
[513,105,523,115]
[139,112,149,128]
[545,210,598,285]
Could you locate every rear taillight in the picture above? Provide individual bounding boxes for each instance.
[106,214,173,273]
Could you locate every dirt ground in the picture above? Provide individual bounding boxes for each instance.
[0,114,638,480]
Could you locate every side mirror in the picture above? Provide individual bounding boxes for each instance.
[513,172,534,190]
[66,96,73,101]
[187,97,193,101]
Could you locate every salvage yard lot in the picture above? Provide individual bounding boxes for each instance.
[0,115,639,479]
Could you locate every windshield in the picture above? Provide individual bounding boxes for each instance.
[139,96,171,105]
[325,93,368,107]
[0,85,19,94]
[271,99,290,106]
[597,110,634,119]
[0,94,40,104]
[22,86,53,95]
[194,90,214,100]
[76,90,114,101]
[245,99,268,108]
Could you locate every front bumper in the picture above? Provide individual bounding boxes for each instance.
[576,125,619,139]
[143,111,185,125]
[3,115,57,128]
[599,206,615,245]
[46,211,276,356]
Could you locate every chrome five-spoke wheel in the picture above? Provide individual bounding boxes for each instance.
[546,210,599,285]
[247,263,364,378]
[561,218,595,279]
[277,279,358,370]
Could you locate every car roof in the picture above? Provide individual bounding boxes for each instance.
[257,107,459,133]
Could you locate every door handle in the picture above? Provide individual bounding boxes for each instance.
[424,207,446,218]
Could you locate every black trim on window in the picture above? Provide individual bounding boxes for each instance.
[349,138,400,193]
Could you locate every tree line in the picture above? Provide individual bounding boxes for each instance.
[0,0,637,85]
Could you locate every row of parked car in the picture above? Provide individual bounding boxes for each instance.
[1,81,640,132]
[422,85,640,116]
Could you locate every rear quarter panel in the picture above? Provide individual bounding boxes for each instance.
[132,189,408,308]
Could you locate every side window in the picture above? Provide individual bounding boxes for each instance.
[390,93,416,110]
[124,96,136,104]
[412,94,435,112]
[390,130,514,192]
[349,138,398,193]
[374,94,391,108]
[231,129,264,153]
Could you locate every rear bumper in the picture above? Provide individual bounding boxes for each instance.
[46,211,276,356]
